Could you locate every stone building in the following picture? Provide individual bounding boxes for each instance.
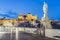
[0,13,37,26]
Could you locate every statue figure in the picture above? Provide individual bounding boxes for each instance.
[43,2,48,14]
[41,1,52,29]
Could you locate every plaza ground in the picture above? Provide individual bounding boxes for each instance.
[0,27,60,40]
[0,31,56,40]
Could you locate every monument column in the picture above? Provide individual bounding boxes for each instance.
[41,1,52,29]
[40,1,52,37]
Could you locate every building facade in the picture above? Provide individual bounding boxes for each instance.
[0,13,37,26]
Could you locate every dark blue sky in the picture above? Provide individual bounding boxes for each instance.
[0,0,60,20]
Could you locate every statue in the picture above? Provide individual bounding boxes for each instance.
[43,2,48,14]
[42,2,48,21]
[41,1,52,29]
[40,1,52,37]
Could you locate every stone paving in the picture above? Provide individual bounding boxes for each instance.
[0,31,57,40]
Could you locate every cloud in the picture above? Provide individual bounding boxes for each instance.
[0,16,4,18]
[7,10,18,15]
[6,17,11,19]
[0,10,18,19]
[6,10,18,19]
[9,15,16,17]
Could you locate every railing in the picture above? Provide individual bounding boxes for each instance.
[0,27,19,40]
[0,26,40,40]
[0,26,60,40]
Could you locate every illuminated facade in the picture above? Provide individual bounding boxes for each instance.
[18,13,37,21]
[0,13,37,26]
